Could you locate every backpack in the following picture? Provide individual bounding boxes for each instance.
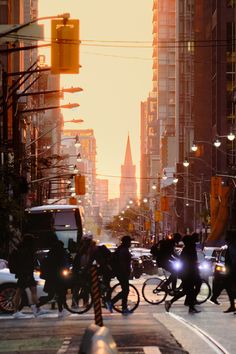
[151,240,173,267]
[110,249,120,276]
[8,249,19,274]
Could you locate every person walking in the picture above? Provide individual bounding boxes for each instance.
[72,234,97,309]
[111,235,132,315]
[222,231,236,313]
[165,234,201,314]
[12,234,46,318]
[39,238,71,318]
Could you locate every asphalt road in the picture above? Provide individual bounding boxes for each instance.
[0,277,235,354]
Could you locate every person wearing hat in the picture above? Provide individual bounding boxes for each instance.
[111,235,132,315]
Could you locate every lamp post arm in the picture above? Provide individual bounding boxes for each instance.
[0,13,70,39]
[20,103,79,114]
[25,123,61,148]
[0,43,51,55]
[30,172,74,184]
[28,137,76,157]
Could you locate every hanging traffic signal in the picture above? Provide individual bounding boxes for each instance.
[51,19,80,74]
[161,196,169,211]
[155,210,162,222]
[75,175,86,195]
[69,197,77,205]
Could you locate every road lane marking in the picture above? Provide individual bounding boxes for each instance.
[143,346,161,354]
[57,336,72,354]
[168,313,229,354]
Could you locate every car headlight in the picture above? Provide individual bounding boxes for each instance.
[199,262,210,271]
[37,279,45,287]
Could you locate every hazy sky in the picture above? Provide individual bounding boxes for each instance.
[38,0,153,198]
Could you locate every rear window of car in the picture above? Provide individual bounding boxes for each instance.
[219,250,226,263]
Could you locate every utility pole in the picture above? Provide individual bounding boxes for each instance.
[2,69,8,167]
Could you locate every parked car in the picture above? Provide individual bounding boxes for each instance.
[212,246,228,281]
[197,249,213,280]
[130,255,144,279]
[131,248,156,275]
[203,247,221,264]
[0,267,46,314]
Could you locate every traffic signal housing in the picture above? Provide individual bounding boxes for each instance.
[51,19,80,74]
[75,175,86,195]
[161,196,169,212]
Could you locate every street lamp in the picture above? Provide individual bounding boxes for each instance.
[26,118,84,148]
[227,132,235,141]
[183,158,190,167]
[183,156,216,172]
[173,175,179,184]
[75,135,81,148]
[213,139,221,148]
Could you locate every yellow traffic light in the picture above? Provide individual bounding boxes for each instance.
[75,175,86,195]
[128,223,134,231]
[51,19,80,74]
[155,210,162,222]
[145,221,150,231]
[161,196,169,212]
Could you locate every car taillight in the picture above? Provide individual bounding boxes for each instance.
[62,269,70,277]
[215,265,226,273]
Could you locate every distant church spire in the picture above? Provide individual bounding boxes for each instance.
[119,134,137,211]
[124,134,133,165]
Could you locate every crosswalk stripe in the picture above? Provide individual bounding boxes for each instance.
[143,346,161,354]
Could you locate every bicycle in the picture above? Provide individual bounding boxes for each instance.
[142,269,211,305]
[65,270,140,314]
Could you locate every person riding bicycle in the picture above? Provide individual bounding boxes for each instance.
[165,233,201,313]
[151,233,182,290]
[72,233,97,308]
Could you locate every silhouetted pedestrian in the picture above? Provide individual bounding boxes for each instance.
[12,234,46,318]
[222,231,236,313]
[72,234,97,309]
[39,238,71,318]
[111,235,132,315]
[165,234,201,314]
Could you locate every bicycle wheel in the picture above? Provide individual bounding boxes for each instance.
[66,285,93,314]
[142,277,167,305]
[110,283,140,313]
[196,279,211,304]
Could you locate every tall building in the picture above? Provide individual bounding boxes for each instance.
[193,1,236,242]
[62,128,97,206]
[96,178,109,221]
[119,135,137,210]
